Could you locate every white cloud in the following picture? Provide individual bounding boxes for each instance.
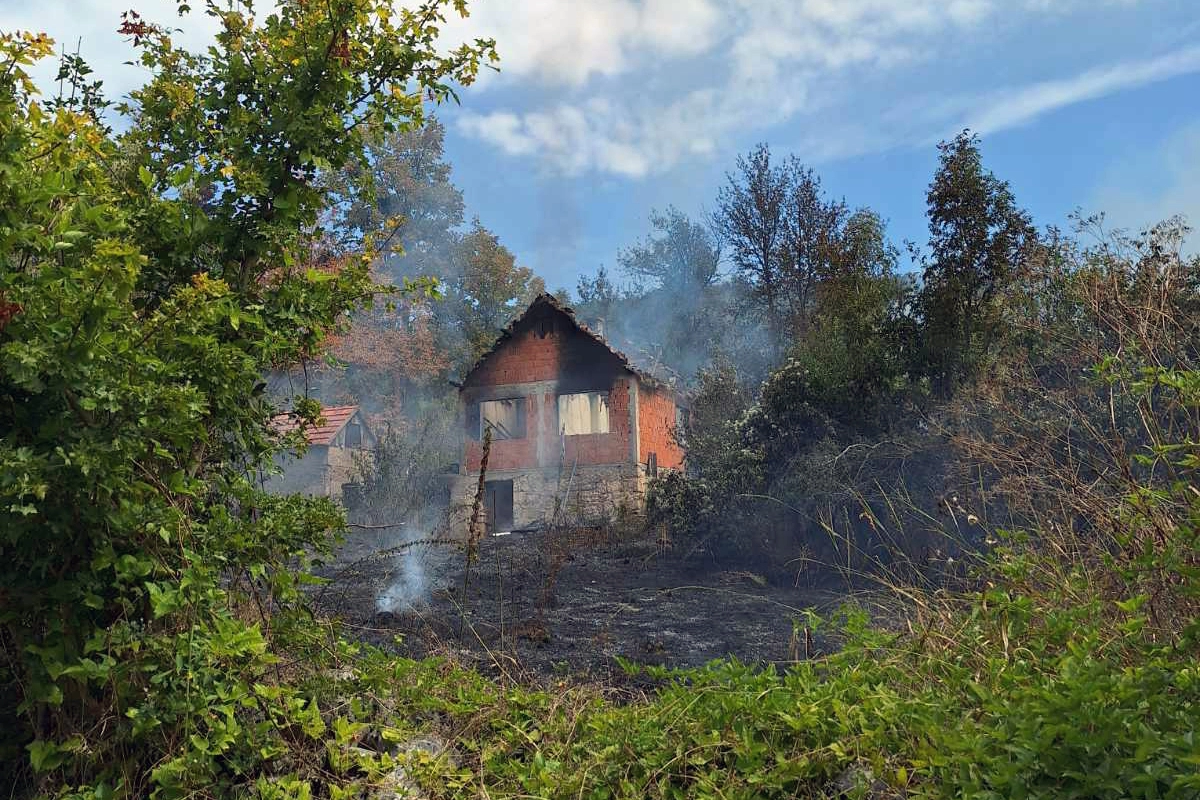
[964,46,1200,134]
[785,43,1200,163]
[452,0,1015,175]
[451,0,1198,179]
[459,84,748,178]
[7,0,1186,182]
[443,0,723,88]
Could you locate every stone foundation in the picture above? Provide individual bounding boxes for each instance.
[451,463,649,532]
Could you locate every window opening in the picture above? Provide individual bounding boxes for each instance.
[558,392,610,435]
[480,398,526,439]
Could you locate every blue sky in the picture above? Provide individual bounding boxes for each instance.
[5,0,1200,290]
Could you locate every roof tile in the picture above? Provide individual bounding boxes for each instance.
[270,404,360,446]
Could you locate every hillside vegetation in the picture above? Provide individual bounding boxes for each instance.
[2,2,1199,799]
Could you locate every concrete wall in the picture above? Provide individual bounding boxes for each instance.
[263,445,367,501]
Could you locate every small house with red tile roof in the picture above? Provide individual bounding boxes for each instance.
[265,405,376,500]
[454,294,686,532]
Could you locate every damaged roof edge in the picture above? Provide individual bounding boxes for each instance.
[457,293,688,398]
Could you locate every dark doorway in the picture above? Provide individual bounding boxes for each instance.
[484,479,514,533]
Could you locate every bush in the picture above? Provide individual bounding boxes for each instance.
[0,8,493,795]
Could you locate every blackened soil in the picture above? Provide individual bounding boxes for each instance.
[313,527,850,682]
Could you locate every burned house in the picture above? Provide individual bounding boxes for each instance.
[454,294,686,532]
[265,404,376,501]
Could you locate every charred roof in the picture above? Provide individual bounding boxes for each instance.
[458,293,684,395]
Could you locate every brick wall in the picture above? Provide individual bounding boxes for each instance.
[463,378,634,471]
[462,309,635,473]
[463,395,540,471]
[561,378,632,465]
[637,383,685,471]
[463,307,571,386]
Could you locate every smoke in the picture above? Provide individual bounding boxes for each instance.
[574,269,775,391]
[376,537,429,613]
[372,524,454,613]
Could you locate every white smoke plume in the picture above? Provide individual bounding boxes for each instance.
[376,534,430,613]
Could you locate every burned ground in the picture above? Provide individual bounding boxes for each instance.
[313,526,852,681]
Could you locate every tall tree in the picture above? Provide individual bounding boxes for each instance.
[445,220,545,363]
[618,206,721,292]
[329,118,465,278]
[805,209,909,415]
[300,121,465,414]
[716,145,872,347]
[714,143,788,343]
[777,161,849,336]
[917,131,1038,390]
[0,3,493,792]
[575,264,621,328]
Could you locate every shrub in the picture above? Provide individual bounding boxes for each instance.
[0,7,493,795]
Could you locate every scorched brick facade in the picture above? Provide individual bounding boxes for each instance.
[454,294,686,531]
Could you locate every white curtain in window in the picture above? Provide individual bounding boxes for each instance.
[558,392,609,435]
[481,398,521,439]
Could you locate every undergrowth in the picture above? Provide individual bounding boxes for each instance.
[264,348,1200,798]
[263,439,1200,800]
[269,527,1199,800]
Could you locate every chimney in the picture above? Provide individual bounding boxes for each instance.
[593,317,606,338]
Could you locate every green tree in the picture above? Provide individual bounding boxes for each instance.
[714,143,788,345]
[326,121,541,376]
[618,206,720,293]
[0,2,493,794]
[287,121,466,417]
[776,161,849,336]
[802,209,909,413]
[445,219,545,364]
[613,207,725,377]
[330,118,465,279]
[574,264,621,326]
[916,130,1038,391]
[716,144,890,349]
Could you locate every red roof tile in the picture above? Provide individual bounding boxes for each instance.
[270,405,360,446]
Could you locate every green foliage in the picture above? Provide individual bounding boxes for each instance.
[645,361,763,542]
[0,4,493,794]
[329,118,466,267]
[916,131,1038,392]
[574,264,621,325]
[307,522,1200,799]
[5,8,1198,798]
[714,143,900,348]
[646,212,1200,797]
[644,259,911,548]
[619,206,721,292]
[449,219,546,361]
